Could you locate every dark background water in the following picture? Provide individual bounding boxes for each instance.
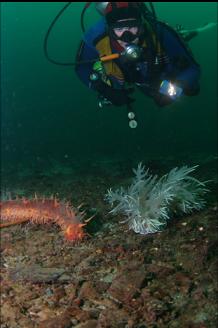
[1,2,217,171]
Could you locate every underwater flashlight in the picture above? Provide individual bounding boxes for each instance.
[159,80,183,100]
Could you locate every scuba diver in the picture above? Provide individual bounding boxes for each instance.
[44,2,216,127]
[75,2,202,111]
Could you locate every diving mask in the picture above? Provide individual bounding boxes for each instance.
[110,19,143,42]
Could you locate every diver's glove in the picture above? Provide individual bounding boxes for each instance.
[92,80,135,107]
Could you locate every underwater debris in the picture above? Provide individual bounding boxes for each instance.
[105,163,208,235]
[0,196,91,242]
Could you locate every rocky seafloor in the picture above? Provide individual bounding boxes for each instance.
[1,156,217,328]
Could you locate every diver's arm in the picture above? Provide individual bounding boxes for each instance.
[159,23,201,95]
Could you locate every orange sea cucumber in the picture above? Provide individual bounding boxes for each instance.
[0,196,90,242]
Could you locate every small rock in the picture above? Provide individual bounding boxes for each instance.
[97,308,129,328]
[78,281,100,301]
[9,265,66,283]
[74,320,98,328]
[38,311,72,328]
[108,262,146,305]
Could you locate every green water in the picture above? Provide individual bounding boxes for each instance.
[1,2,217,170]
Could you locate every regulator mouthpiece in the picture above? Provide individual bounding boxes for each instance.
[122,44,142,62]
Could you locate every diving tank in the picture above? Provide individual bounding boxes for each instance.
[95,2,109,15]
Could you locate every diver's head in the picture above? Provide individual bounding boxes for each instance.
[105,2,144,47]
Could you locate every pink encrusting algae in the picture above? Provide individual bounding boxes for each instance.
[0,196,89,242]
